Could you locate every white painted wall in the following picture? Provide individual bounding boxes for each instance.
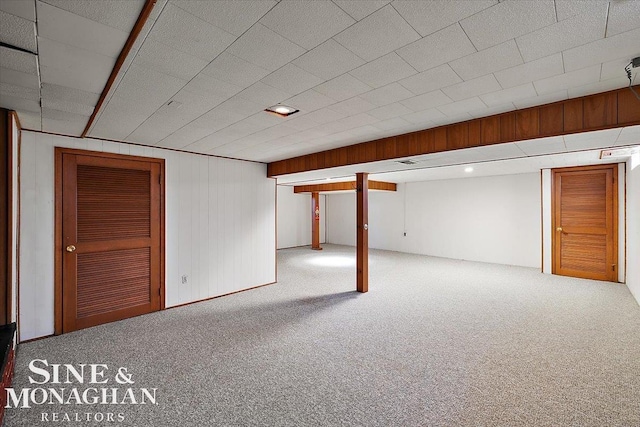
[626,152,640,305]
[19,131,276,341]
[10,114,18,325]
[276,185,325,249]
[327,173,542,268]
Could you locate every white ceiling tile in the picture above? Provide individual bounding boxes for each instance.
[249,123,299,142]
[183,73,241,100]
[449,40,523,81]
[113,63,186,109]
[227,23,306,72]
[358,82,413,107]
[554,0,607,21]
[200,52,270,88]
[331,96,376,115]
[606,0,640,37]
[148,3,236,62]
[512,89,567,109]
[468,103,515,119]
[460,0,556,50]
[41,97,92,116]
[41,0,143,32]
[260,0,354,49]
[302,108,344,124]
[441,74,501,101]
[437,97,486,117]
[0,0,35,21]
[398,64,462,95]
[134,38,208,81]
[392,0,496,37]
[516,6,607,63]
[0,9,36,52]
[372,116,411,131]
[215,96,264,117]
[0,66,38,89]
[479,83,537,108]
[0,46,37,74]
[38,37,115,94]
[237,81,291,107]
[260,64,323,96]
[396,24,476,72]
[0,94,40,113]
[191,108,245,132]
[156,126,214,149]
[533,64,601,95]
[567,76,629,99]
[400,90,452,112]
[42,116,85,135]
[516,136,566,156]
[283,115,323,131]
[367,102,413,120]
[615,126,640,147]
[330,113,378,133]
[401,107,446,125]
[37,1,128,57]
[333,5,420,61]
[494,53,564,89]
[284,89,335,113]
[563,27,640,72]
[314,73,372,101]
[172,0,276,36]
[41,83,99,106]
[292,39,365,80]
[15,110,40,130]
[564,128,622,151]
[349,52,416,88]
[601,57,637,82]
[184,133,229,153]
[332,0,389,20]
[0,82,38,101]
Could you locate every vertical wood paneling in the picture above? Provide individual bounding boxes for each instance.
[500,112,516,142]
[618,90,640,124]
[481,116,500,145]
[447,123,468,149]
[434,128,447,152]
[564,99,583,132]
[583,92,617,129]
[19,131,276,341]
[539,104,564,136]
[516,109,539,140]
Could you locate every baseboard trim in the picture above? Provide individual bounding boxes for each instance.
[166,281,277,310]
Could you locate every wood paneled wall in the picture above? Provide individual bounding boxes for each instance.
[294,180,396,193]
[268,86,640,177]
[0,109,8,325]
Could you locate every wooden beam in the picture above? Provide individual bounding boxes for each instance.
[356,173,368,293]
[268,86,640,177]
[311,192,321,251]
[294,180,396,193]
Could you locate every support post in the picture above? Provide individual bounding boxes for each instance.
[311,192,322,250]
[356,173,368,293]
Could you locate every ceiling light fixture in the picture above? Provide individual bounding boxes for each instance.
[464,167,474,173]
[265,104,299,117]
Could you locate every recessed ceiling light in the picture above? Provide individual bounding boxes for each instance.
[464,167,474,173]
[265,104,299,117]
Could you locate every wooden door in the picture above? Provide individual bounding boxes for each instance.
[55,148,164,333]
[552,164,618,282]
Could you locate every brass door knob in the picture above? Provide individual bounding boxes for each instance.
[66,245,76,252]
[556,227,563,232]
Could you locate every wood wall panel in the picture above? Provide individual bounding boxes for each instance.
[294,180,396,193]
[267,86,640,177]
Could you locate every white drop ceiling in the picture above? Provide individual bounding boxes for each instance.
[1,0,639,177]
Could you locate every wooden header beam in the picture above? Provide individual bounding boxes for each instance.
[294,180,396,193]
[268,86,640,177]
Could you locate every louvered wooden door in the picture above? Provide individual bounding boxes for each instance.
[56,149,164,333]
[552,164,618,282]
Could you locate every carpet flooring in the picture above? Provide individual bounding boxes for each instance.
[5,245,640,426]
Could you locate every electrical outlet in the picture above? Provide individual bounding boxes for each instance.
[181,275,188,284]
[403,232,407,237]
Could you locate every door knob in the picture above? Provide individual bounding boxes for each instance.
[66,245,76,252]
[556,227,563,232]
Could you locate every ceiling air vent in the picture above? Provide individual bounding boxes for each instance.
[396,159,417,165]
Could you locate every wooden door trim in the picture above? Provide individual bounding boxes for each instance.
[551,163,618,281]
[54,148,165,335]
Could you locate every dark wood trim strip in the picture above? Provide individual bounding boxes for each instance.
[81,0,158,137]
[268,86,640,177]
[167,282,277,310]
[293,180,397,193]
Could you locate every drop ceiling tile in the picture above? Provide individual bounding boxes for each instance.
[400,90,452,112]
[0,0,35,21]
[284,89,335,113]
[349,53,416,89]
[0,66,38,89]
[359,83,413,107]
[15,110,40,129]
[237,81,291,107]
[314,73,372,101]
[260,0,354,50]
[333,5,420,62]
[512,89,567,109]
[201,52,270,88]
[41,0,144,32]
[216,96,265,118]
[460,0,556,50]
[516,136,566,156]
[114,63,187,107]
[172,0,275,36]
[303,108,344,124]
[554,0,607,21]
[330,113,378,133]
[564,128,622,151]
[401,107,446,124]
[468,103,515,119]
[563,28,640,72]
[244,111,293,129]
[479,83,537,108]
[41,83,100,106]
[367,102,413,120]
[601,57,636,82]
[331,96,376,115]
[41,98,93,116]
[450,40,523,81]
[516,6,607,63]
[38,37,115,94]
[494,53,564,89]
[156,126,214,149]
[250,124,299,142]
[183,73,242,100]
[260,64,324,96]
[227,23,306,72]
[0,82,38,101]
[281,115,322,131]
[191,108,245,132]
[0,94,40,113]
[437,97,486,117]
[395,69,457,102]
[396,24,476,72]
[606,0,640,37]
[392,0,496,37]
[42,116,86,135]
[0,46,37,74]
[332,0,389,20]
[134,38,208,81]
[567,76,629,99]
[533,64,601,95]
[372,116,411,131]
[292,39,365,80]
[0,10,36,52]
[37,2,129,57]
[615,126,640,147]
[442,74,501,101]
